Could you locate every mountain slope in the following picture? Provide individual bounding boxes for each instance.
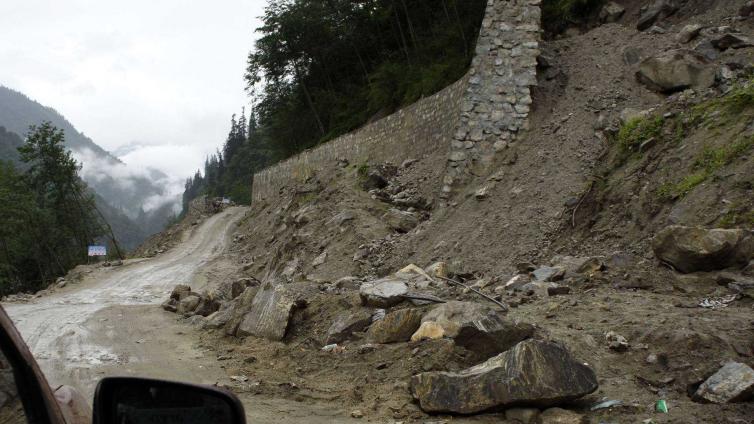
[0,85,179,248]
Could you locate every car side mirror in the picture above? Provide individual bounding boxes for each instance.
[93,377,246,424]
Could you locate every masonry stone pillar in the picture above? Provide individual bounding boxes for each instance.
[442,0,541,198]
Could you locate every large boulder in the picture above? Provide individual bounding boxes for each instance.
[359,278,409,307]
[222,286,260,335]
[410,340,598,414]
[325,310,373,344]
[237,282,299,341]
[636,50,715,93]
[637,0,679,31]
[693,362,754,403]
[652,226,754,273]
[368,308,423,343]
[411,301,534,358]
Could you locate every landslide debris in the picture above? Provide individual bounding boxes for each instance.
[155,1,754,422]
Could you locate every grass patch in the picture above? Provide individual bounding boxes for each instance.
[689,79,754,127]
[614,115,665,164]
[718,209,754,228]
[356,163,369,179]
[658,136,754,200]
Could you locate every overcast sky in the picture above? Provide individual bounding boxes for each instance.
[0,0,266,181]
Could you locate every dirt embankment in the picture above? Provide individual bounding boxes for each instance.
[163,1,754,423]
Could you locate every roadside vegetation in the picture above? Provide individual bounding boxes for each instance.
[0,123,106,295]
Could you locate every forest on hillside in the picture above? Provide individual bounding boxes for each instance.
[0,123,109,296]
[183,0,605,209]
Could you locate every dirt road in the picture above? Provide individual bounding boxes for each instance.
[3,207,358,423]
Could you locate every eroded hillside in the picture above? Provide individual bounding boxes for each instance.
[160,1,754,422]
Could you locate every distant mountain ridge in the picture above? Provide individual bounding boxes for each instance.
[0,85,179,249]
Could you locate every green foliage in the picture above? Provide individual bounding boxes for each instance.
[0,123,104,296]
[658,136,754,200]
[244,0,487,166]
[689,79,754,127]
[356,163,370,179]
[542,0,606,33]
[718,208,754,229]
[615,115,665,163]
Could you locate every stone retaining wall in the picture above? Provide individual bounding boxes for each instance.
[252,75,468,202]
[252,0,541,202]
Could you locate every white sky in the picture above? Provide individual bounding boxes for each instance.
[0,0,266,181]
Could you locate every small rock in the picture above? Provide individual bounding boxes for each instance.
[401,158,417,168]
[504,274,531,290]
[425,262,449,279]
[357,344,377,354]
[56,279,67,289]
[711,33,754,50]
[176,295,201,316]
[605,331,629,351]
[382,208,420,233]
[368,308,423,343]
[532,266,565,282]
[170,284,192,301]
[327,211,355,227]
[350,410,364,418]
[359,279,409,307]
[325,310,373,344]
[505,407,540,423]
[547,285,571,296]
[693,362,754,403]
[677,24,703,44]
[599,1,625,23]
[637,0,679,31]
[311,251,327,267]
[410,321,446,342]
[539,407,585,424]
[475,186,490,200]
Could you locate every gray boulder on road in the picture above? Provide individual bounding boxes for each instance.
[410,339,598,414]
[236,282,299,341]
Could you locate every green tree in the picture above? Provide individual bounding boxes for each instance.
[0,122,107,296]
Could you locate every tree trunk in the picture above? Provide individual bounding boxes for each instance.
[298,71,326,137]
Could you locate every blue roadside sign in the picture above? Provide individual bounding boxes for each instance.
[88,245,107,257]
